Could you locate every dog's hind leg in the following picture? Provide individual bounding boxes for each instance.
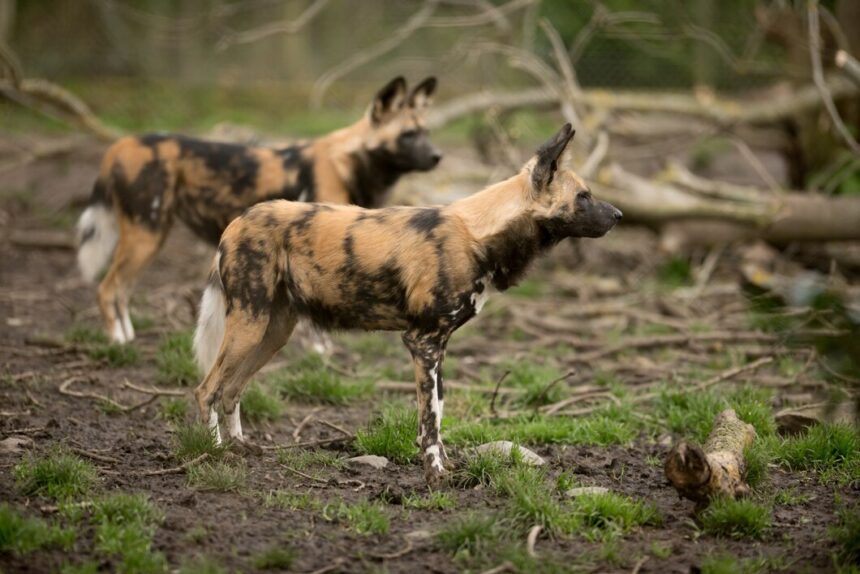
[402,328,450,486]
[98,221,166,343]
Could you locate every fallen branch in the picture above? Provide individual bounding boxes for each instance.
[664,409,756,508]
[58,376,157,413]
[123,380,186,397]
[836,50,860,88]
[368,536,414,560]
[134,453,209,476]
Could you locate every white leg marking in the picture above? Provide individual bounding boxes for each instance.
[227,403,243,441]
[110,319,127,344]
[209,408,222,445]
[121,307,135,342]
[425,444,445,472]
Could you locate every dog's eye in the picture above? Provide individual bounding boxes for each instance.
[577,190,592,202]
[400,130,419,139]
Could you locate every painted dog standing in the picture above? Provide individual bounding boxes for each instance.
[193,124,622,485]
[75,76,440,343]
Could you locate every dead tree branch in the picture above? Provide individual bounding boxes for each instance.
[836,49,860,88]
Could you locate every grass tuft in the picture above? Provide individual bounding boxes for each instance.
[15,448,97,500]
[158,398,188,424]
[241,383,284,423]
[0,504,74,554]
[172,423,225,462]
[88,343,139,367]
[830,504,860,567]
[402,491,455,511]
[569,491,662,538]
[323,499,389,535]
[503,361,565,408]
[773,423,859,473]
[91,492,165,574]
[263,490,322,512]
[699,498,771,539]
[156,331,199,386]
[187,461,247,492]
[354,405,419,463]
[276,448,344,471]
[271,355,372,405]
[436,513,500,555]
[253,546,297,570]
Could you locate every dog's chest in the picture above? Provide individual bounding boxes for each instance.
[447,275,491,327]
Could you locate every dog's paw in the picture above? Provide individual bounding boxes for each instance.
[423,458,450,488]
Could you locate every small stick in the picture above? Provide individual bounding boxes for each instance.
[318,419,351,437]
[526,524,542,557]
[292,407,322,443]
[261,435,354,450]
[2,426,45,435]
[368,537,414,560]
[133,453,209,476]
[489,370,511,416]
[282,464,328,484]
[479,562,516,574]
[71,447,120,464]
[530,370,576,412]
[123,380,186,397]
[0,410,30,417]
[631,555,649,574]
[25,389,44,409]
[308,557,346,574]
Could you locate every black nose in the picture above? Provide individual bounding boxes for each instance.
[613,209,623,221]
[431,153,442,166]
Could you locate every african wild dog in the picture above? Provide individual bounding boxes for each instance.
[75,76,441,344]
[193,123,622,485]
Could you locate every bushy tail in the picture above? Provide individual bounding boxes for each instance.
[194,255,226,376]
[75,180,118,283]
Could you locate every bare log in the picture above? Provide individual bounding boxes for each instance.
[664,409,756,508]
[427,75,859,129]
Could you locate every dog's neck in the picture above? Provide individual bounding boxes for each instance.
[307,120,404,208]
[448,173,560,291]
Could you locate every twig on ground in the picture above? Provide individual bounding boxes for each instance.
[631,555,649,574]
[59,376,158,413]
[25,389,44,409]
[2,426,46,435]
[479,562,516,574]
[318,419,352,437]
[292,407,323,443]
[369,536,414,560]
[71,447,120,464]
[526,524,542,557]
[530,370,577,412]
[282,464,328,484]
[123,380,186,397]
[0,410,30,417]
[262,435,355,451]
[308,558,346,574]
[489,370,511,416]
[134,453,209,476]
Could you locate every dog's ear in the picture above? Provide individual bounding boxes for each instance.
[408,76,437,109]
[371,76,408,125]
[531,123,575,192]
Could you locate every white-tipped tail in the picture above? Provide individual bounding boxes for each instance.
[194,257,226,376]
[76,204,118,283]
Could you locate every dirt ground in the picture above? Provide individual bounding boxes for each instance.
[1,134,857,573]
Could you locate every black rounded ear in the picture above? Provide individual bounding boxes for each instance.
[408,76,437,108]
[371,76,408,124]
[531,123,575,192]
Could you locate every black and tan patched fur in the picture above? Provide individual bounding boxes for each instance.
[192,123,623,486]
[75,77,441,343]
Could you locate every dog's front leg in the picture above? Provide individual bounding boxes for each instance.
[403,329,448,486]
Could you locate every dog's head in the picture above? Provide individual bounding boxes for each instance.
[524,123,622,239]
[363,76,442,172]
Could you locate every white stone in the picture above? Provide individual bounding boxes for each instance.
[347,455,389,469]
[565,486,609,498]
[475,441,545,466]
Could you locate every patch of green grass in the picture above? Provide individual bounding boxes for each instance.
[156,331,199,386]
[657,256,692,288]
[773,488,811,506]
[323,499,389,535]
[172,423,225,462]
[502,361,565,408]
[177,556,227,574]
[436,512,501,555]
[187,461,247,492]
[507,278,545,298]
[241,383,283,423]
[496,466,575,535]
[772,423,859,473]
[271,355,373,405]
[91,493,165,574]
[446,409,638,448]
[569,491,662,539]
[65,324,109,345]
[699,553,780,574]
[699,498,771,540]
[15,448,97,500]
[158,398,188,423]
[744,435,777,490]
[402,491,455,511]
[88,343,140,367]
[831,504,860,567]
[0,504,75,554]
[354,405,419,463]
[253,546,297,570]
[650,541,672,559]
[654,385,774,444]
[456,450,515,488]
[276,448,344,471]
[263,490,322,512]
